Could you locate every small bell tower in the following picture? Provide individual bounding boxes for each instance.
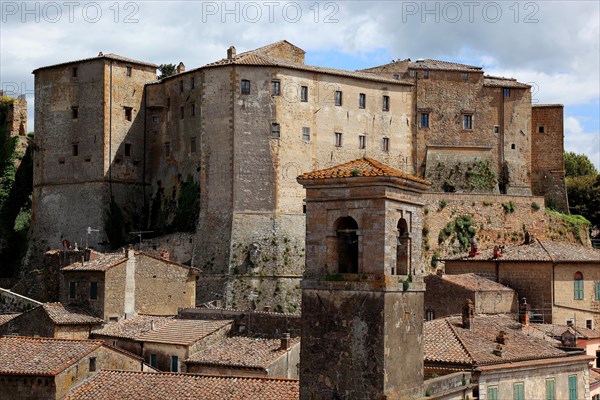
[297,158,430,399]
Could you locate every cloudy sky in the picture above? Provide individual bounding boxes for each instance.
[1,0,598,168]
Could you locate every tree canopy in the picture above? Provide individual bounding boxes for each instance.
[564,151,598,177]
[157,64,177,80]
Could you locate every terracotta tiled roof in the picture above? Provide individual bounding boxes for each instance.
[33,53,157,73]
[590,368,600,387]
[440,273,514,292]
[62,251,127,272]
[0,336,102,376]
[42,303,103,325]
[186,336,300,369]
[483,75,530,88]
[0,313,20,325]
[424,314,567,366]
[64,370,300,399]
[297,157,430,184]
[407,59,482,72]
[443,239,600,262]
[136,319,233,345]
[529,323,600,340]
[92,314,174,340]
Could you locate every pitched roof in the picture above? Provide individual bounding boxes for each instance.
[0,313,20,326]
[529,323,600,340]
[62,251,127,272]
[64,370,299,399]
[186,336,300,369]
[92,314,175,340]
[439,273,514,292]
[0,336,102,376]
[443,239,600,263]
[136,319,233,345]
[33,53,157,73]
[407,59,482,72]
[483,75,530,88]
[297,157,430,184]
[424,314,567,366]
[41,303,103,325]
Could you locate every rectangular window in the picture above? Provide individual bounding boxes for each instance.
[574,279,584,300]
[302,127,310,142]
[587,319,593,329]
[164,142,171,157]
[409,70,416,78]
[90,282,97,300]
[382,95,390,111]
[504,88,511,97]
[426,309,435,321]
[568,375,577,400]
[334,132,342,147]
[488,386,498,400]
[513,382,524,400]
[463,114,473,130]
[72,67,78,78]
[72,144,79,156]
[150,354,157,368]
[72,106,79,119]
[301,86,308,102]
[191,103,196,116]
[335,91,342,106]
[241,79,251,95]
[461,72,468,81]
[271,80,280,96]
[190,137,197,154]
[382,137,390,152]
[152,115,160,124]
[124,107,132,121]
[494,125,500,134]
[393,74,400,80]
[595,282,600,300]
[171,356,179,372]
[423,70,430,79]
[179,106,184,120]
[126,66,132,77]
[89,357,96,372]
[546,378,555,400]
[358,134,366,150]
[179,80,184,93]
[271,123,280,139]
[69,282,76,299]
[359,93,366,109]
[539,126,545,133]
[190,77,195,89]
[125,143,131,157]
[420,113,429,128]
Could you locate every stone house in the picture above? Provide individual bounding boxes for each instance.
[424,272,517,319]
[443,238,600,328]
[0,302,103,339]
[0,336,148,400]
[60,248,198,321]
[424,313,593,400]
[185,335,300,378]
[526,323,600,365]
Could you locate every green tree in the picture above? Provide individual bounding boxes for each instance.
[567,174,600,227]
[157,63,177,80]
[564,151,598,177]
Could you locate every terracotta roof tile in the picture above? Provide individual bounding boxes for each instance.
[407,59,482,72]
[440,273,514,292]
[186,336,300,369]
[423,319,472,365]
[0,336,102,376]
[0,313,20,326]
[136,319,233,345]
[92,314,174,340]
[483,75,530,88]
[62,251,127,272]
[529,323,600,340]
[64,370,299,399]
[33,53,157,73]
[42,303,104,325]
[297,157,430,184]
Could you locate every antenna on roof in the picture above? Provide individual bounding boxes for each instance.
[86,226,99,248]
[129,230,154,249]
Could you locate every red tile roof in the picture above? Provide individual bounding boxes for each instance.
[42,303,104,325]
[297,157,430,184]
[136,319,233,345]
[62,251,127,272]
[64,370,299,399]
[33,53,157,73]
[529,323,600,340]
[483,75,530,88]
[186,336,300,369]
[0,313,20,326]
[92,314,174,340]
[439,273,514,292]
[0,336,102,376]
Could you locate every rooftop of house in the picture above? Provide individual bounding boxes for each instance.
[61,250,127,272]
[135,319,233,346]
[442,238,600,263]
[483,75,531,88]
[41,302,104,325]
[92,314,175,340]
[528,323,600,340]
[185,336,301,369]
[297,157,430,184]
[424,314,567,366]
[64,370,300,399]
[0,313,20,326]
[591,368,600,389]
[0,336,103,376]
[428,273,514,292]
[33,52,157,73]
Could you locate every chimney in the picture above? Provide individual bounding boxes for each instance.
[462,299,474,329]
[176,62,185,74]
[280,333,291,350]
[492,344,503,357]
[227,46,236,60]
[496,330,508,344]
[127,244,135,259]
[150,320,156,331]
[98,51,104,57]
[518,297,531,325]
[160,251,170,261]
[436,268,443,276]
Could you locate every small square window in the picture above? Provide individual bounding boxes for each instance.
[124,107,132,122]
[180,106,184,120]
[271,80,281,96]
[409,70,416,78]
[511,143,516,150]
[241,79,251,95]
[587,319,593,329]
[358,134,366,150]
[393,74,400,80]
[89,357,96,372]
[150,354,158,368]
[152,115,160,124]
[463,114,473,130]
[164,142,171,157]
[190,137,197,153]
[90,282,98,300]
[271,123,281,138]
[382,95,390,111]
[69,282,76,299]
[179,80,184,93]
[126,66,132,77]
[125,144,131,157]
[72,67,78,78]
[504,88,510,97]
[494,125,500,134]
[382,137,390,152]
[300,86,308,102]
[420,113,429,128]
[191,103,196,116]
[302,127,310,142]
[423,70,430,79]
[359,93,366,109]
[190,77,195,89]
[171,356,179,372]
[71,106,79,119]
[335,91,342,106]
[426,309,435,321]
[334,132,342,147]
[461,72,468,81]
[538,126,545,133]
[72,144,79,156]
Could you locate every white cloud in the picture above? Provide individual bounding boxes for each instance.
[564,116,600,170]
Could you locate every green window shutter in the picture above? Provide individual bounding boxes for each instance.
[575,280,584,300]
[514,383,524,400]
[546,379,555,400]
[488,386,498,400]
[595,282,600,300]
[569,375,577,400]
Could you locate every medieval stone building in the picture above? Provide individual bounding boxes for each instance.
[32,40,568,308]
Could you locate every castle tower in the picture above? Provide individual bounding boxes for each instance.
[297,158,430,399]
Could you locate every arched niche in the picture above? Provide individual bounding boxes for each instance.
[335,216,359,274]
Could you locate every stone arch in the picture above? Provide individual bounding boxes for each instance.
[395,218,411,276]
[335,216,359,274]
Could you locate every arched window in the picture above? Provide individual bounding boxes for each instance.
[574,272,584,300]
[396,218,410,275]
[336,217,358,274]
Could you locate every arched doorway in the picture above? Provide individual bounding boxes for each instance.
[336,217,359,274]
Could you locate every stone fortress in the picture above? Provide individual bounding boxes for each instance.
[31,40,568,309]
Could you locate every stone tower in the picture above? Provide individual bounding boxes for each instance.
[297,158,430,399]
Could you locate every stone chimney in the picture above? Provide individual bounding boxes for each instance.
[495,330,508,344]
[160,251,170,261]
[227,46,236,59]
[176,62,185,74]
[436,269,443,276]
[280,333,291,350]
[462,299,474,329]
[150,319,156,331]
[518,297,531,325]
